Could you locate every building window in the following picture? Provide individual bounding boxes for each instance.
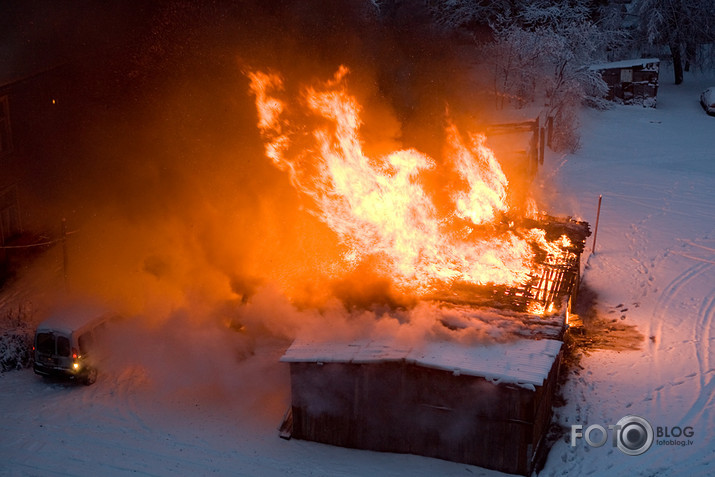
[620,68,633,83]
[0,95,12,156]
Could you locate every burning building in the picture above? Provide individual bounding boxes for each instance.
[246,66,590,475]
[278,215,589,476]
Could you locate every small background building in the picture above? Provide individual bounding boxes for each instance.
[589,58,660,107]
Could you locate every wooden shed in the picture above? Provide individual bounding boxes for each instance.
[281,328,563,476]
[278,217,590,475]
[589,58,660,107]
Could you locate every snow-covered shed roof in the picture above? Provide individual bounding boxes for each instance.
[281,336,562,390]
[589,58,660,71]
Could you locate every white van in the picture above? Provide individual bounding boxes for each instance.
[33,308,118,385]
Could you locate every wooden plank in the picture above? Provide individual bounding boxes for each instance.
[278,406,293,440]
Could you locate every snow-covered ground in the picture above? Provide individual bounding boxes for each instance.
[1,71,714,476]
[541,71,715,477]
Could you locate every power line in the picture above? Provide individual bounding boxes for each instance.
[0,238,61,249]
[0,227,78,249]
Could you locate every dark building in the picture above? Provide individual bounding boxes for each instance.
[0,65,82,281]
[0,65,75,238]
[589,58,660,107]
[0,2,152,282]
[0,80,23,244]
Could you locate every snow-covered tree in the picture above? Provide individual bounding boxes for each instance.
[427,1,615,150]
[515,2,614,150]
[425,0,507,33]
[636,0,715,84]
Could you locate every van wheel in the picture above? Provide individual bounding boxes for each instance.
[83,368,97,386]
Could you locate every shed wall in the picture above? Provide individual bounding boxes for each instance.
[289,352,562,475]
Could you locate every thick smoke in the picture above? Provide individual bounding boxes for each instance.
[7,1,539,346]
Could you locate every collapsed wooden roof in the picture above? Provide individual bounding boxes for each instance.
[427,215,591,314]
[281,215,589,390]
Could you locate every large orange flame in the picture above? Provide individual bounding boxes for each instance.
[247,66,554,293]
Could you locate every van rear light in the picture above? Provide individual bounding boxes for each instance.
[72,348,79,359]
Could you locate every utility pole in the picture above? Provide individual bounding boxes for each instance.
[62,218,68,291]
[592,195,602,255]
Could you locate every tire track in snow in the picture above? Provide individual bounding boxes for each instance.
[678,291,715,428]
[648,236,715,432]
[648,261,709,346]
[697,293,715,384]
[679,239,715,254]
[26,368,258,477]
[81,365,154,436]
[670,251,715,265]
[645,258,712,426]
